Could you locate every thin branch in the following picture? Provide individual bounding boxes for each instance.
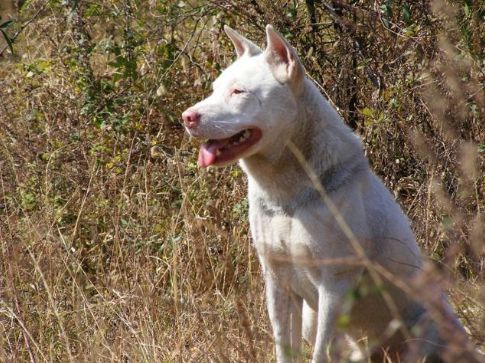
[0,3,46,56]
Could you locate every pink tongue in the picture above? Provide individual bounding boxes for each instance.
[198,143,218,167]
[198,139,230,167]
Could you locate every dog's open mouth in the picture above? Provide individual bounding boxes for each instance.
[198,128,262,167]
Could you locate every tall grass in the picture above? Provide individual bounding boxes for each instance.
[0,0,483,361]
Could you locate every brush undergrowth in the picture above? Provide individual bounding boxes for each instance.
[0,0,483,361]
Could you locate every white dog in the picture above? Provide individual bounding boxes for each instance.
[182,25,475,362]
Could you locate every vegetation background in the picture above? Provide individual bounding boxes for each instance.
[0,0,483,361]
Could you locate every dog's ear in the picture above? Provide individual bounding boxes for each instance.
[264,25,304,94]
[224,25,261,58]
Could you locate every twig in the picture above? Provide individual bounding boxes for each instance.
[0,4,46,56]
[7,260,38,363]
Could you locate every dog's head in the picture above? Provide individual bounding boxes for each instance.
[182,25,305,167]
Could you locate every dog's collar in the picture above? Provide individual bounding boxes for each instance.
[255,160,368,216]
[320,159,368,194]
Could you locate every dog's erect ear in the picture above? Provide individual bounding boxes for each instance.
[224,25,261,58]
[264,25,304,93]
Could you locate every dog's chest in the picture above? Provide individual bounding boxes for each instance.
[248,199,321,304]
[248,200,314,265]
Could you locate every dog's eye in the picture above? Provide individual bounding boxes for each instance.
[232,88,245,95]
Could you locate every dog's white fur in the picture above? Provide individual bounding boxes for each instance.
[183,25,472,362]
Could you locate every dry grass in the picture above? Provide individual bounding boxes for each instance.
[0,0,483,362]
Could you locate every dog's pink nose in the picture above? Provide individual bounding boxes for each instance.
[182,109,200,129]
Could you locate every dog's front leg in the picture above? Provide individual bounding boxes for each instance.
[265,272,303,363]
[310,286,344,363]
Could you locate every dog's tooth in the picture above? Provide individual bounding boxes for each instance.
[238,130,250,143]
[216,150,221,156]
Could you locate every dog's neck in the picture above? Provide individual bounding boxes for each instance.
[240,79,366,207]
